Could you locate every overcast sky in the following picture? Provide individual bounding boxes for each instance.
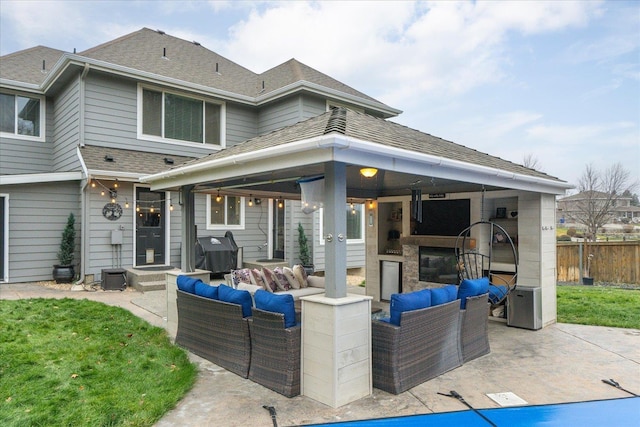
[1,0,638,192]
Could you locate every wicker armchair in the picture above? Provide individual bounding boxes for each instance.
[175,289,251,378]
[460,292,491,363]
[371,300,463,394]
[248,308,301,397]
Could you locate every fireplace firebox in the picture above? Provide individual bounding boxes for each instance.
[418,246,459,284]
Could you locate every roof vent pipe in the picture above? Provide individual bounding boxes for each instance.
[162,47,167,59]
[215,62,219,73]
[156,29,165,35]
[42,60,45,72]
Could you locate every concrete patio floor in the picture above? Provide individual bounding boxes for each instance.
[1,283,638,426]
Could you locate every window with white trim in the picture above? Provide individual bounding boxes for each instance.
[0,92,44,140]
[139,86,223,146]
[207,194,245,230]
[319,203,365,244]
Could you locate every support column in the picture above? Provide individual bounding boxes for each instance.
[180,185,195,273]
[323,161,347,298]
[301,161,372,407]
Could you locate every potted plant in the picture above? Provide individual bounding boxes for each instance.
[53,212,76,283]
[582,253,594,286]
[297,222,314,275]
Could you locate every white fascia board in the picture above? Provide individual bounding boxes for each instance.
[0,171,83,185]
[142,135,343,189]
[143,133,572,195]
[0,79,43,94]
[256,80,402,117]
[88,170,145,181]
[333,137,573,194]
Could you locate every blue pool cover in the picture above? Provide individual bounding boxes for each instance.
[305,397,640,426]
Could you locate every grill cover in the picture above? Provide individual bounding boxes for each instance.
[195,231,238,274]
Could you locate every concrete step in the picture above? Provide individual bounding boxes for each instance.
[126,266,181,291]
[132,280,167,292]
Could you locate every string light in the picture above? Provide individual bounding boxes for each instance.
[248,195,253,207]
[215,191,222,203]
[278,198,283,209]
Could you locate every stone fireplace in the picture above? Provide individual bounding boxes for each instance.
[399,236,475,293]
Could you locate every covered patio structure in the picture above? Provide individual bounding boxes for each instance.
[143,107,572,406]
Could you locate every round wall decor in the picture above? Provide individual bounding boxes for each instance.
[102,202,123,220]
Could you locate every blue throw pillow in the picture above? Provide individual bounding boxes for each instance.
[458,277,490,309]
[389,289,431,326]
[195,281,219,300]
[254,289,297,328]
[218,284,253,317]
[488,285,508,304]
[176,275,201,294]
[431,285,458,306]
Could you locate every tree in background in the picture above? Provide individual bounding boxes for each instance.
[522,153,542,170]
[569,163,637,241]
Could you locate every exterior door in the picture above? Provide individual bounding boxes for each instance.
[135,188,165,266]
[272,199,285,259]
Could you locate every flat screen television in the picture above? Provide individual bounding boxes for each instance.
[415,199,470,236]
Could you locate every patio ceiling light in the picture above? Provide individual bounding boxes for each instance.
[360,167,378,178]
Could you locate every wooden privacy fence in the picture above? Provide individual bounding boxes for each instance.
[557,241,640,284]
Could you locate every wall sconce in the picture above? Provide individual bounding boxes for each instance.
[360,167,378,178]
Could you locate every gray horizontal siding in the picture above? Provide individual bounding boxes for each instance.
[3,181,80,283]
[226,103,258,147]
[258,96,304,135]
[0,98,54,175]
[301,94,327,119]
[53,77,81,171]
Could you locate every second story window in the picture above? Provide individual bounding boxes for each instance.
[0,92,44,140]
[139,87,223,146]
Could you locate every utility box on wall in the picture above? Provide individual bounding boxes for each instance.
[101,268,127,291]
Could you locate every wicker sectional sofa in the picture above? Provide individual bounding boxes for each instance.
[371,278,491,394]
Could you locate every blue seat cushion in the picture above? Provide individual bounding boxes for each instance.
[458,277,490,309]
[218,285,253,317]
[431,285,459,306]
[389,289,431,326]
[176,275,201,294]
[254,289,297,328]
[194,281,219,300]
[489,284,508,304]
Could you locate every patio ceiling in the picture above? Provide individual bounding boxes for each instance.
[143,108,572,197]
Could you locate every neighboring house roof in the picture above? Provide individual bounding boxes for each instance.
[0,46,66,86]
[145,108,571,195]
[80,145,195,177]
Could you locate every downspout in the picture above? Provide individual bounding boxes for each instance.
[75,147,89,287]
[74,65,90,286]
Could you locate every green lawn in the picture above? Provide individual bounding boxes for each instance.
[0,298,197,427]
[557,285,640,329]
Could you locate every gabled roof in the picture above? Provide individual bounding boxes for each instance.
[259,59,380,104]
[1,28,398,115]
[0,46,66,86]
[79,28,260,97]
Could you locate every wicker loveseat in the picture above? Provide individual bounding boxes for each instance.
[175,284,252,378]
[372,299,463,394]
[372,278,491,395]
